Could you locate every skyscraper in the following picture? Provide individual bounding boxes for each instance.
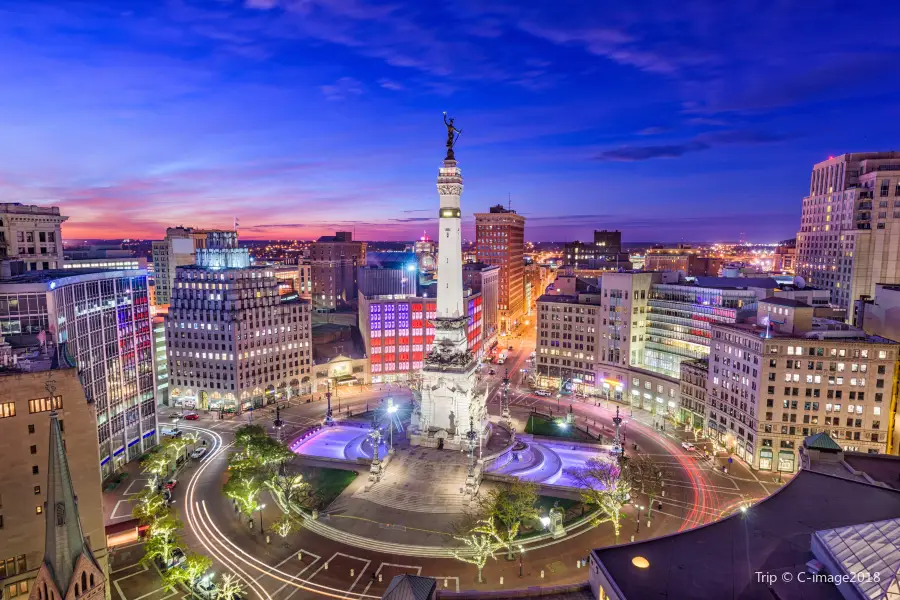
[796,152,900,321]
[475,205,525,333]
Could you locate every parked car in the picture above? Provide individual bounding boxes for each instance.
[158,548,186,571]
[681,442,696,451]
[191,447,208,460]
[183,413,199,420]
[194,577,217,599]
[169,413,181,421]
[164,479,178,490]
[534,389,552,397]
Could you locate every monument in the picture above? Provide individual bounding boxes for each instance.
[410,114,488,450]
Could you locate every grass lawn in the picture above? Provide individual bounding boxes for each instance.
[303,467,358,509]
[524,414,583,439]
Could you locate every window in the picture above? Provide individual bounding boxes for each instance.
[0,403,14,418]
[33,486,40,495]
[28,424,35,434]
[32,465,39,475]
[28,396,62,414]
[30,445,36,455]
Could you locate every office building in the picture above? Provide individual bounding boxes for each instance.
[535,286,681,414]
[772,239,796,274]
[0,204,68,272]
[166,264,313,412]
[152,314,169,407]
[151,227,238,306]
[63,244,145,271]
[563,230,631,270]
[413,234,436,272]
[358,265,418,298]
[273,265,300,296]
[645,276,832,378]
[858,283,900,343]
[678,358,709,430]
[463,263,499,351]
[0,368,109,600]
[310,232,367,312]
[297,260,312,299]
[475,205,525,333]
[644,245,723,276]
[359,291,483,384]
[796,152,900,321]
[0,269,157,478]
[707,297,897,472]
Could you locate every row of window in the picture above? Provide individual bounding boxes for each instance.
[0,396,63,419]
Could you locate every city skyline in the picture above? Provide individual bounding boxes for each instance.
[2,2,900,242]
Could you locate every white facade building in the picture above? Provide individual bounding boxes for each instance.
[166,264,313,412]
[0,203,68,271]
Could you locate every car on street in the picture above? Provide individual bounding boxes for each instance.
[681,442,696,451]
[194,577,217,599]
[534,389,552,397]
[183,412,199,420]
[164,479,178,490]
[488,369,496,375]
[169,413,181,420]
[191,447,207,459]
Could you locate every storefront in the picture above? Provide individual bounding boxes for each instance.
[759,448,773,471]
[778,450,796,473]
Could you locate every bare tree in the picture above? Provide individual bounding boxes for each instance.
[473,481,538,559]
[451,518,499,584]
[565,458,631,543]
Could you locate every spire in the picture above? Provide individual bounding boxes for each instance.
[42,411,97,594]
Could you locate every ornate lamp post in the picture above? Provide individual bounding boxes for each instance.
[612,406,623,453]
[501,368,511,425]
[274,405,284,443]
[324,384,335,426]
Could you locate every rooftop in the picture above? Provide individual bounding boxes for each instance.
[718,320,896,345]
[0,267,144,286]
[591,469,900,600]
[761,296,811,308]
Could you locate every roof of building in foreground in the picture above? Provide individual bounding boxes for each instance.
[0,267,145,288]
[591,467,900,600]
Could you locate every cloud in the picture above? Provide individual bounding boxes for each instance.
[378,78,404,91]
[596,129,795,161]
[637,126,669,136]
[320,77,365,101]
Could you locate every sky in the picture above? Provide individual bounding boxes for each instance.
[2,1,900,243]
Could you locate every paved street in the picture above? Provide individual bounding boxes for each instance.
[111,330,784,600]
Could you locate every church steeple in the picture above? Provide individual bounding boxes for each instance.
[29,412,105,600]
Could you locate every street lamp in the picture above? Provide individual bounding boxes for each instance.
[258,503,266,535]
[518,545,525,577]
[387,404,397,451]
[635,505,645,533]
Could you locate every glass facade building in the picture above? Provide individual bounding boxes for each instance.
[0,269,157,478]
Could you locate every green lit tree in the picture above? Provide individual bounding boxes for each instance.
[224,473,262,519]
[272,513,301,538]
[141,530,180,568]
[132,489,169,525]
[215,574,245,600]
[141,452,171,486]
[160,553,212,593]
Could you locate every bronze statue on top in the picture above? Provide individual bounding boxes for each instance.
[443,111,462,159]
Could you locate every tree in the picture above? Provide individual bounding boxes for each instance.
[224,473,262,518]
[565,458,631,543]
[272,514,301,538]
[160,553,212,593]
[216,574,245,600]
[234,424,267,448]
[265,472,313,509]
[141,530,180,568]
[473,481,538,559]
[163,435,192,463]
[142,452,171,485]
[133,489,169,525]
[148,514,182,542]
[452,518,499,584]
[624,455,664,519]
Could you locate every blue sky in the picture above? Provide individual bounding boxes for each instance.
[2,0,900,242]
